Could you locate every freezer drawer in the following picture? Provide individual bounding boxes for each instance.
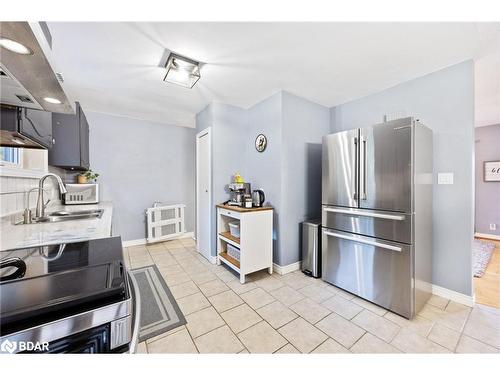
[322,205,412,244]
[322,228,413,318]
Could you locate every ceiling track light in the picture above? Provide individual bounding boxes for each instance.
[0,38,33,55]
[163,53,201,89]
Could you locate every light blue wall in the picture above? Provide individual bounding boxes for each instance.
[88,111,196,242]
[280,91,330,265]
[330,61,475,296]
[243,92,283,262]
[196,91,330,266]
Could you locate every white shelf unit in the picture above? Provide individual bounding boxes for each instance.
[216,206,273,283]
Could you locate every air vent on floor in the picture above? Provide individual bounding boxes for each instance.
[55,72,64,83]
[15,95,34,103]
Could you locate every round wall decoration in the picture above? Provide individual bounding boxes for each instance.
[255,134,267,152]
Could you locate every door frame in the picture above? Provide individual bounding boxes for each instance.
[196,127,212,261]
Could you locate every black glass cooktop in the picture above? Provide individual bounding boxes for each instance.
[0,237,128,336]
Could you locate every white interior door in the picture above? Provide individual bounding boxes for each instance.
[196,128,211,261]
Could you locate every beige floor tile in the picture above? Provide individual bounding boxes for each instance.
[195,325,244,353]
[170,280,200,299]
[241,287,276,310]
[226,279,258,294]
[164,240,184,249]
[384,311,434,337]
[281,272,314,290]
[418,303,469,332]
[186,306,226,338]
[146,246,169,255]
[290,298,331,324]
[160,271,191,286]
[256,301,298,329]
[427,294,450,310]
[275,343,301,353]
[315,313,365,348]
[190,271,219,285]
[455,334,500,353]
[255,276,286,291]
[311,338,350,353]
[270,286,305,306]
[221,304,263,333]
[216,268,239,283]
[151,253,178,267]
[390,328,450,353]
[468,306,500,330]
[298,284,335,303]
[126,245,147,252]
[177,292,211,315]
[147,328,198,353]
[208,290,244,312]
[323,284,356,300]
[351,310,400,343]
[462,316,500,349]
[237,321,288,353]
[238,348,250,354]
[321,295,364,320]
[351,297,387,316]
[130,258,154,269]
[197,278,229,297]
[145,325,185,344]
[278,317,328,353]
[350,333,401,353]
[136,342,148,354]
[428,323,461,351]
[157,264,184,276]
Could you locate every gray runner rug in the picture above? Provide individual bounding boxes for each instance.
[129,265,186,342]
[473,239,495,278]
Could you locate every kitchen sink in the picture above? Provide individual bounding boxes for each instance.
[34,209,104,223]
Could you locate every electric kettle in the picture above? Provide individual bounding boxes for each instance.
[252,189,265,207]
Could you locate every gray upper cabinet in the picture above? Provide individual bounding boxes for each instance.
[48,102,90,170]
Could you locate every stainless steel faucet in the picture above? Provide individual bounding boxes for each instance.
[35,173,67,219]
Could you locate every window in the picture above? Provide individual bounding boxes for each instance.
[0,147,22,167]
[0,147,47,178]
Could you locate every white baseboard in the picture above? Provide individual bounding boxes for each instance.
[122,238,147,247]
[475,232,500,241]
[431,284,475,307]
[273,261,301,275]
[123,231,194,248]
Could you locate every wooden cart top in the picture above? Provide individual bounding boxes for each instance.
[216,204,274,213]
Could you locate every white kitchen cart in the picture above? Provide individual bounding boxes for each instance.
[216,204,273,283]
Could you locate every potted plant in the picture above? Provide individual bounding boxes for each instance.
[77,169,100,184]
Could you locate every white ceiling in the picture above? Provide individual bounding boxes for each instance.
[46,22,500,128]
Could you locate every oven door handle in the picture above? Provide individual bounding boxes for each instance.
[127,271,141,353]
[323,229,402,252]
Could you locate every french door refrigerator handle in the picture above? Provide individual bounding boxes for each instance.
[323,207,406,221]
[352,137,358,200]
[360,136,367,200]
[323,229,402,252]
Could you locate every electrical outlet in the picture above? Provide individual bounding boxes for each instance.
[437,173,454,185]
[490,223,497,231]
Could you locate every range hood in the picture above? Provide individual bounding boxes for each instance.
[0,22,72,113]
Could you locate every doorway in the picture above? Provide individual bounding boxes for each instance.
[196,127,212,261]
[474,124,500,308]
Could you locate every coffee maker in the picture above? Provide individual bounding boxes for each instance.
[228,183,251,206]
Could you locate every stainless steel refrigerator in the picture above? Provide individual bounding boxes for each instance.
[321,117,433,319]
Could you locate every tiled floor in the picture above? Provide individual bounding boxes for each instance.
[124,239,500,354]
